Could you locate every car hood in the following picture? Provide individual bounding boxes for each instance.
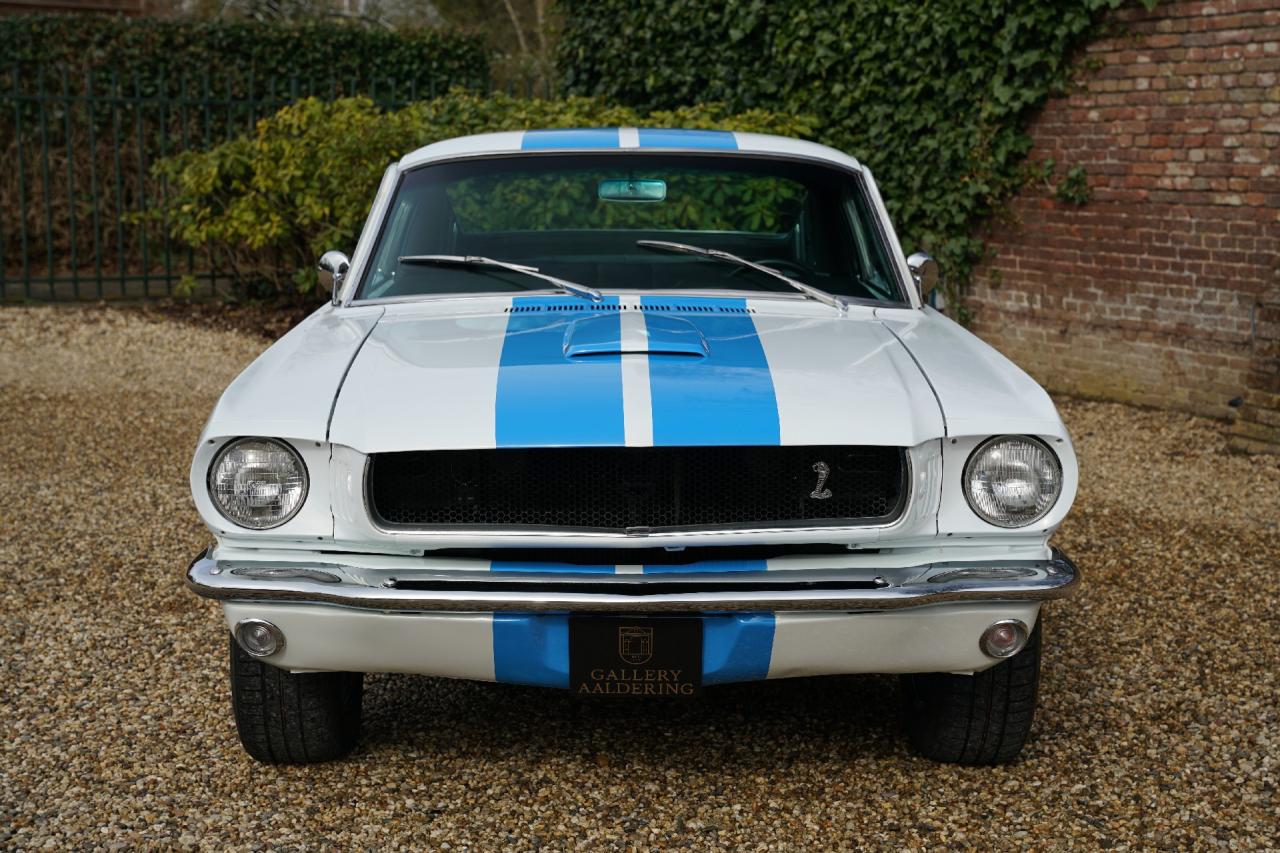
[327,295,945,453]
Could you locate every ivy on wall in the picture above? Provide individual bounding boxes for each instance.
[559,0,1152,318]
[0,15,490,98]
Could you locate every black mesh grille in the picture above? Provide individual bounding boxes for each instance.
[367,446,907,531]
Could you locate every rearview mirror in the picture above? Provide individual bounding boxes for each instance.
[598,178,666,202]
[906,252,938,305]
[318,250,351,305]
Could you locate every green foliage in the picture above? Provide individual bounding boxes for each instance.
[448,170,806,233]
[1023,158,1093,205]
[558,0,1149,312]
[1054,166,1093,205]
[152,90,812,296]
[0,14,488,97]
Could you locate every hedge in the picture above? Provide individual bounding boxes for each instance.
[558,0,1152,318]
[0,14,489,98]
[151,90,814,297]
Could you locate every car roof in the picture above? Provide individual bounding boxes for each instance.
[396,128,864,173]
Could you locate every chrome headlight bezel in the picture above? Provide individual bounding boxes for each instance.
[207,437,309,530]
[962,435,1063,529]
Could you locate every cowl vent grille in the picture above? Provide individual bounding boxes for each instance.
[502,303,755,314]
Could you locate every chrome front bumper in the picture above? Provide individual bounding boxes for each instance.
[187,548,1078,613]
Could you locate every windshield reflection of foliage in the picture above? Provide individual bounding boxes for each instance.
[448,172,806,233]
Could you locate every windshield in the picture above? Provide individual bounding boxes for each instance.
[356,153,905,304]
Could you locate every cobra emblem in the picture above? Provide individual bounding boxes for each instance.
[809,461,833,499]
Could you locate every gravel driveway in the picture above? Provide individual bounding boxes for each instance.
[2,306,1277,850]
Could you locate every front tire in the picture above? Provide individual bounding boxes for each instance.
[229,634,363,764]
[901,621,1042,765]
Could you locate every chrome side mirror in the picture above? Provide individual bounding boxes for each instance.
[906,251,939,305]
[317,250,351,305]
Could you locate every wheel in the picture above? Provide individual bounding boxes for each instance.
[228,634,363,764]
[900,620,1042,765]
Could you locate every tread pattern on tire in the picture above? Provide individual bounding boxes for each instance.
[901,621,1042,765]
[228,634,363,764]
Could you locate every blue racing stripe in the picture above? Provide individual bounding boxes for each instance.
[522,128,620,149]
[703,614,776,685]
[643,559,767,574]
[491,562,614,574]
[492,613,569,687]
[641,297,780,445]
[496,296,625,447]
[637,128,737,150]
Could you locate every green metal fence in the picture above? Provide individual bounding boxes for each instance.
[1,65,427,301]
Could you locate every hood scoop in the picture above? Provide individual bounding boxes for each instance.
[563,313,709,358]
[504,302,754,315]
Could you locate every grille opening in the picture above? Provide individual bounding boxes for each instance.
[367,446,907,531]
[390,578,889,594]
[422,544,880,564]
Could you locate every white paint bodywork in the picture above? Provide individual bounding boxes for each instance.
[191,297,1074,551]
[190,129,1078,680]
[326,298,944,454]
[221,601,1042,679]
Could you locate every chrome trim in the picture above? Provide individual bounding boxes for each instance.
[636,239,847,313]
[861,164,920,309]
[397,254,604,302]
[231,566,343,584]
[318,250,350,306]
[905,251,938,304]
[340,162,399,307]
[358,448,914,540]
[187,547,1078,613]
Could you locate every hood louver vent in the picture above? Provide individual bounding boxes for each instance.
[643,303,753,314]
[504,303,754,314]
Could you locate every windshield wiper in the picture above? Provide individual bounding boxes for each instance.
[636,240,847,313]
[398,255,603,302]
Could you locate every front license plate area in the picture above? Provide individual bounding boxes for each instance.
[569,616,702,697]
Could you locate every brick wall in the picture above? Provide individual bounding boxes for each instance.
[968,0,1280,450]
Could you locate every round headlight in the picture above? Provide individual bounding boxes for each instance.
[208,438,308,529]
[963,436,1062,528]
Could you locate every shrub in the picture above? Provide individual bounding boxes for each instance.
[558,0,1153,318]
[153,90,814,296]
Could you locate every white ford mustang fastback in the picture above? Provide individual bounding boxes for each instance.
[187,128,1078,765]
